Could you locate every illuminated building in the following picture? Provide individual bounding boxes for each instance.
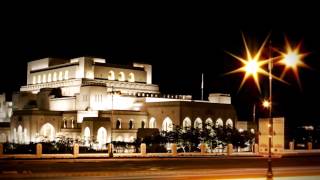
[0,57,237,146]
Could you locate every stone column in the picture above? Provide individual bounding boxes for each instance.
[307,142,312,150]
[254,144,259,153]
[140,143,146,156]
[36,143,42,158]
[73,144,79,158]
[108,143,113,157]
[171,143,177,156]
[289,141,294,150]
[200,143,206,155]
[227,144,233,156]
[0,144,3,156]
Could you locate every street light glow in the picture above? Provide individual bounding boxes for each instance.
[245,60,259,74]
[276,37,309,87]
[283,51,301,68]
[263,100,270,108]
[226,33,276,92]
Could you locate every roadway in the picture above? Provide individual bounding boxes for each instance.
[1,156,320,179]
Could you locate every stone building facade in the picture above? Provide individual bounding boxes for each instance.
[0,57,238,147]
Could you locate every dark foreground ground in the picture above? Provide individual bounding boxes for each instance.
[1,156,320,179]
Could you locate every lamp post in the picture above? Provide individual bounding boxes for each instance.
[227,33,308,179]
[267,40,273,178]
[109,86,114,158]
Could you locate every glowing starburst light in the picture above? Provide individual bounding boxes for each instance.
[277,37,309,87]
[226,33,274,92]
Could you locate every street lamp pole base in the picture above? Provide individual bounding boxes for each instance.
[267,158,273,179]
[266,171,273,179]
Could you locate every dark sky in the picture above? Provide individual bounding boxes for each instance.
[1,3,320,128]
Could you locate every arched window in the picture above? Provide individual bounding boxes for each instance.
[97,127,107,149]
[205,118,213,130]
[24,128,29,144]
[64,70,69,80]
[118,72,125,81]
[162,117,173,132]
[13,128,17,143]
[129,119,134,129]
[32,76,36,84]
[141,120,145,129]
[226,119,233,128]
[194,117,203,130]
[128,73,135,82]
[17,125,24,144]
[149,117,156,128]
[42,74,46,83]
[182,117,192,130]
[108,71,115,80]
[58,71,63,81]
[84,127,90,146]
[48,73,52,82]
[37,75,41,84]
[40,123,55,141]
[215,118,223,128]
[116,119,121,129]
[53,72,57,81]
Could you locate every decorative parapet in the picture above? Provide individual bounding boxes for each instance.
[20,79,82,92]
[20,78,160,94]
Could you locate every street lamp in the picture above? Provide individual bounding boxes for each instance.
[109,85,115,158]
[267,40,273,178]
[227,33,308,179]
[262,99,270,108]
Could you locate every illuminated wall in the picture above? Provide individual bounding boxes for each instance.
[208,93,231,104]
[133,63,152,84]
[0,93,12,122]
[76,86,139,111]
[146,101,237,130]
[259,117,284,153]
[94,66,146,83]
[10,111,62,143]
[50,97,76,111]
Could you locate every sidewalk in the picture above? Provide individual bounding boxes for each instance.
[2,150,320,160]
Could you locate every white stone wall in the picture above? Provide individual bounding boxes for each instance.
[11,113,61,143]
[133,63,152,84]
[28,65,77,85]
[0,93,12,122]
[94,66,146,83]
[259,117,285,153]
[208,93,231,104]
[50,97,76,111]
[76,86,140,111]
[27,59,50,85]
[77,111,98,123]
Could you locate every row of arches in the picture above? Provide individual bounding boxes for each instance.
[84,127,107,148]
[84,127,136,145]
[149,117,233,132]
[13,123,56,144]
[183,117,233,129]
[107,71,135,82]
[115,119,146,129]
[32,70,69,84]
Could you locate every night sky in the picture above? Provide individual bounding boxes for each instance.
[1,3,320,129]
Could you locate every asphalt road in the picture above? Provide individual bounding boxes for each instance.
[1,156,320,179]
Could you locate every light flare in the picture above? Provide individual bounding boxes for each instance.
[276,37,309,88]
[226,33,280,92]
